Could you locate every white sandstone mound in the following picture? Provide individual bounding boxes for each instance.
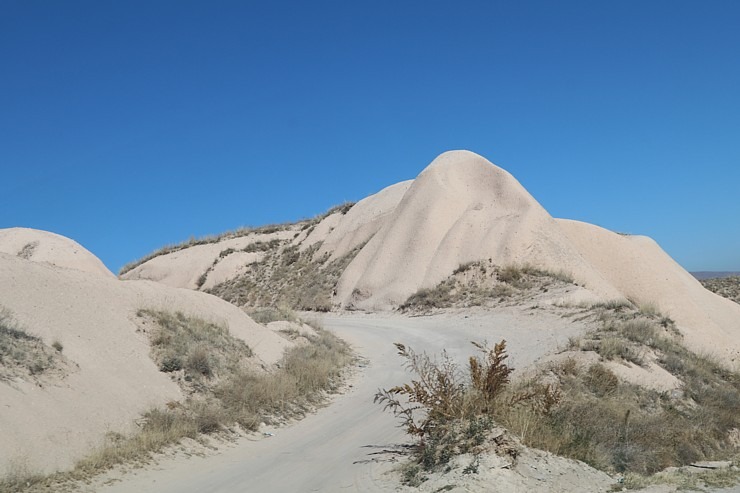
[335,150,620,309]
[0,227,114,277]
[557,219,740,365]
[0,245,291,476]
[317,180,413,260]
[334,150,740,363]
[120,150,740,364]
[121,183,414,293]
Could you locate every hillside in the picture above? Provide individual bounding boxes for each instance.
[124,150,740,366]
[0,234,292,477]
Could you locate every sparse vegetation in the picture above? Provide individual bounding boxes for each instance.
[0,307,65,381]
[140,310,253,382]
[118,202,355,276]
[247,305,298,324]
[376,340,556,484]
[496,305,740,480]
[0,458,44,492]
[378,303,740,486]
[2,311,353,490]
[17,241,38,259]
[701,276,740,305]
[399,260,575,312]
[208,241,364,312]
[81,311,352,471]
[242,239,283,253]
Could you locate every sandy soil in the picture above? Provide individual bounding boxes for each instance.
[92,310,614,493]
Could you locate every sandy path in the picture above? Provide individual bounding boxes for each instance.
[95,310,589,493]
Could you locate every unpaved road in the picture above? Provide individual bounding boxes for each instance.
[94,310,593,492]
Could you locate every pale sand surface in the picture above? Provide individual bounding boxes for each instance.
[0,252,291,475]
[122,229,297,289]
[201,250,264,290]
[558,219,740,364]
[92,311,615,493]
[0,227,114,278]
[317,180,413,261]
[335,151,621,310]
[298,211,343,252]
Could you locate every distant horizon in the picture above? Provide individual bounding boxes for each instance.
[2,2,738,273]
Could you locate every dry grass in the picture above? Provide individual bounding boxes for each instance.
[2,311,353,491]
[379,305,740,485]
[376,340,555,483]
[399,260,573,312]
[118,203,355,276]
[247,305,298,324]
[208,241,364,312]
[496,306,740,479]
[0,458,45,492]
[139,310,253,381]
[0,307,65,382]
[701,276,740,305]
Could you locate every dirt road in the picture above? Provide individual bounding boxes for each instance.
[96,310,590,493]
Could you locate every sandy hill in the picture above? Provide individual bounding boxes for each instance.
[0,227,114,277]
[0,236,291,476]
[122,150,740,365]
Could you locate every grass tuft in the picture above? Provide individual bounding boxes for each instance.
[0,307,64,381]
[3,312,354,490]
[118,202,355,276]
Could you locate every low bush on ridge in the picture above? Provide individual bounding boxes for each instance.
[118,202,356,276]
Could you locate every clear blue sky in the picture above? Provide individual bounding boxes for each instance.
[2,1,739,273]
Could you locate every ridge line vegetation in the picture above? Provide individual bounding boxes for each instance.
[118,201,355,276]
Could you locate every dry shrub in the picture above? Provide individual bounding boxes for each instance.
[209,242,364,312]
[140,310,252,381]
[398,282,455,311]
[376,340,557,477]
[248,305,298,324]
[499,307,740,477]
[0,307,64,381]
[497,265,523,284]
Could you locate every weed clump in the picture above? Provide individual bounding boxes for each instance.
[208,241,364,312]
[376,340,556,482]
[399,260,575,312]
[140,310,252,382]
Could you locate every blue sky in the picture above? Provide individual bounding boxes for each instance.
[2,1,738,273]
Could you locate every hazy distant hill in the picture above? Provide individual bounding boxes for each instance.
[692,271,740,280]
